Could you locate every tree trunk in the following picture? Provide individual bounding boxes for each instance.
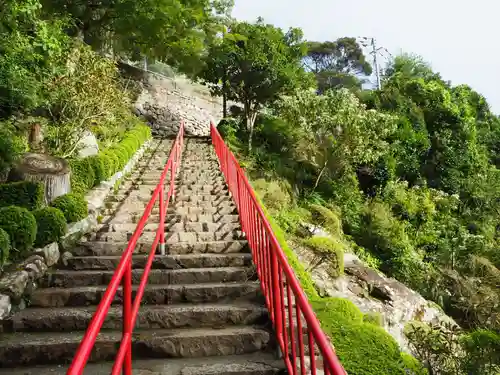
[12,153,71,204]
[312,161,328,193]
[222,92,227,119]
[245,103,258,152]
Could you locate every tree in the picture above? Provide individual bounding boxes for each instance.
[304,37,372,92]
[198,19,310,150]
[276,89,397,191]
[40,0,232,72]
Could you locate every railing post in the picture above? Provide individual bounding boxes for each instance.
[159,185,165,255]
[122,258,132,375]
[271,250,283,336]
[170,147,176,203]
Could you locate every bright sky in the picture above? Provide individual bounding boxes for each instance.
[232,0,500,114]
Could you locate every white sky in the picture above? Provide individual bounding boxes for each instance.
[232,0,500,114]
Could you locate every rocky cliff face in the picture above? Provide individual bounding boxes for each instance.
[134,74,223,137]
[292,239,456,353]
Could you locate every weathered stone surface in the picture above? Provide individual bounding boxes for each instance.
[60,215,98,250]
[134,75,223,137]
[0,327,270,367]
[7,304,267,332]
[35,242,60,267]
[20,255,47,280]
[0,294,11,320]
[30,282,263,308]
[76,131,99,158]
[292,239,456,352]
[0,271,29,300]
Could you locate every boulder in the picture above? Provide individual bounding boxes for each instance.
[35,242,60,267]
[77,131,99,158]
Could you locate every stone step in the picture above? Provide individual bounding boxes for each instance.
[65,253,253,271]
[30,281,263,307]
[175,194,231,203]
[0,326,272,367]
[98,213,240,225]
[4,303,268,333]
[173,200,236,209]
[87,229,244,243]
[168,205,238,215]
[42,267,256,287]
[97,221,241,234]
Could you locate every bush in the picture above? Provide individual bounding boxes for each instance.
[0,125,26,181]
[309,203,343,236]
[312,297,406,375]
[0,228,10,266]
[0,206,37,257]
[33,207,67,247]
[87,155,106,186]
[0,181,45,211]
[303,236,344,277]
[51,193,88,223]
[69,158,95,195]
[252,178,292,212]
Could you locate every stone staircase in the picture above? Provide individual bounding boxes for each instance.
[0,138,285,374]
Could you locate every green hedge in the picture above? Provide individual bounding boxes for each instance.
[69,123,151,195]
[0,206,37,258]
[51,193,88,223]
[255,192,425,374]
[0,228,10,265]
[33,207,67,247]
[0,181,45,211]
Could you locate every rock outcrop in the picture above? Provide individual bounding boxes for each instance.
[134,75,223,137]
[292,240,456,353]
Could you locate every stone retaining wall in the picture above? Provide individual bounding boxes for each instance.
[0,139,153,320]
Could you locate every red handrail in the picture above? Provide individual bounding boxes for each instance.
[210,123,347,375]
[67,122,185,375]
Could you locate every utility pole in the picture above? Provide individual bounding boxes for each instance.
[371,38,381,90]
[358,37,391,90]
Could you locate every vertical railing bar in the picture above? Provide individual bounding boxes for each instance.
[309,331,317,375]
[287,283,298,374]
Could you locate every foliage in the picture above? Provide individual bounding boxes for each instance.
[0,124,27,180]
[251,178,292,212]
[43,43,134,157]
[33,207,67,247]
[312,297,408,375]
[198,19,311,149]
[406,321,500,375]
[41,0,233,73]
[303,236,344,276]
[68,123,151,195]
[0,206,37,257]
[0,181,45,211]
[0,228,10,266]
[363,311,384,326]
[305,37,372,92]
[0,0,70,118]
[50,193,88,223]
[309,204,342,236]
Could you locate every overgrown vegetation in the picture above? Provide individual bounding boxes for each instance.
[217,46,500,372]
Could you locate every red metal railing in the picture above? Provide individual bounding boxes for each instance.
[210,123,346,375]
[66,122,185,375]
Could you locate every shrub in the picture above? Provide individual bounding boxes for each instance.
[252,178,292,212]
[0,206,37,257]
[400,353,429,375]
[87,155,106,186]
[0,181,45,211]
[33,207,67,247]
[69,158,95,195]
[0,228,10,266]
[303,236,344,277]
[309,203,343,236]
[51,193,88,223]
[313,297,406,375]
[0,125,26,181]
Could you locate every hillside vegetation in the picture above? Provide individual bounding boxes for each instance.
[202,21,500,374]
